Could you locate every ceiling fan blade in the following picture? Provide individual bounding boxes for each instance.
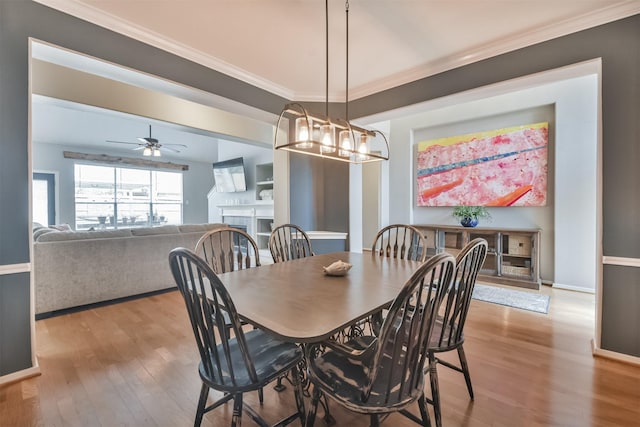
[107,140,141,146]
[163,143,188,148]
[160,146,181,153]
[132,146,146,151]
[138,137,151,144]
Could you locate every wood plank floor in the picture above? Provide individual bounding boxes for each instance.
[1,285,639,427]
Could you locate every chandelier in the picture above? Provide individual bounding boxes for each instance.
[274,0,389,164]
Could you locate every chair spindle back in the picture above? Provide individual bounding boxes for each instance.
[269,224,314,263]
[364,253,455,405]
[372,224,427,262]
[432,238,488,350]
[195,227,260,273]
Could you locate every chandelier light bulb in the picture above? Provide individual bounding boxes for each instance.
[320,124,336,153]
[295,117,313,148]
[358,133,369,154]
[338,130,352,157]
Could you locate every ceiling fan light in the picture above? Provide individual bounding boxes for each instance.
[143,147,152,156]
[153,148,161,157]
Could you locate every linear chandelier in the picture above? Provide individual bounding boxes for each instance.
[274,0,389,164]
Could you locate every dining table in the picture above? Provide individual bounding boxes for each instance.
[216,251,422,344]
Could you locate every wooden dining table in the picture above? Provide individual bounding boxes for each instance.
[216,251,422,343]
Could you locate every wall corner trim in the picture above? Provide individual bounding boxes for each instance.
[0,366,41,387]
[0,263,31,275]
[591,339,640,367]
[602,256,640,267]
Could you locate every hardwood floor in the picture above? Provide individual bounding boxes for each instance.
[1,285,639,427]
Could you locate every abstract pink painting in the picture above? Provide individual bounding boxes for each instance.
[416,122,548,207]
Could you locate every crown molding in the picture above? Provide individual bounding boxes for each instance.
[35,0,639,103]
[347,2,640,100]
[34,0,296,100]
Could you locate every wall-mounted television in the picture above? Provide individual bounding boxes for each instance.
[416,122,548,206]
[213,157,247,193]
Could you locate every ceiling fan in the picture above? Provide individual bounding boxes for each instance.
[107,125,187,157]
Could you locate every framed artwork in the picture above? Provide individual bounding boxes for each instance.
[416,122,548,207]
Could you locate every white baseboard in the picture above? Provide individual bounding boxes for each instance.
[552,282,595,293]
[0,365,41,386]
[591,339,640,366]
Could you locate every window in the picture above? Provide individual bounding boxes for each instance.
[74,164,183,230]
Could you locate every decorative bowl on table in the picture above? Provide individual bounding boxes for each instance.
[323,260,352,276]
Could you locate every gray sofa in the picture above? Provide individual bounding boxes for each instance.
[33,223,225,315]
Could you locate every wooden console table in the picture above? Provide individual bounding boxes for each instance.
[414,224,541,289]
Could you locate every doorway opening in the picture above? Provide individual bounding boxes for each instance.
[33,172,56,226]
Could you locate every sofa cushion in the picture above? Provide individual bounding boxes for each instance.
[178,223,225,233]
[37,229,132,242]
[33,227,58,241]
[130,225,180,236]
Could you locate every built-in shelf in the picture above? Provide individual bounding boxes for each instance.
[255,163,274,203]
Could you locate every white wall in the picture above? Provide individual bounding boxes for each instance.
[206,141,274,223]
[351,59,602,292]
[32,142,214,226]
[377,69,598,291]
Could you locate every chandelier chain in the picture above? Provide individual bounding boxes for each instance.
[325,0,329,117]
[345,0,349,121]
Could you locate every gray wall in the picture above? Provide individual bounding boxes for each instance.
[0,0,638,379]
[32,142,213,227]
[290,153,350,235]
[0,0,288,378]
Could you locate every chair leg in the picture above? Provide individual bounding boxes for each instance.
[306,386,321,427]
[418,395,432,427]
[428,352,442,427]
[457,345,474,399]
[274,375,286,392]
[320,394,335,426]
[370,414,380,427]
[231,393,243,427]
[258,387,264,404]
[194,383,209,427]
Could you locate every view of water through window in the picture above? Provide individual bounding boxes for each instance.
[74,164,183,230]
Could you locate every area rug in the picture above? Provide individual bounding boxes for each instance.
[472,283,550,314]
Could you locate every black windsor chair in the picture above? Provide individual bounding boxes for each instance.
[372,224,428,262]
[366,224,429,336]
[195,226,261,273]
[269,223,315,263]
[305,253,456,427]
[194,226,265,402]
[427,238,488,427]
[169,248,306,427]
[268,223,315,393]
